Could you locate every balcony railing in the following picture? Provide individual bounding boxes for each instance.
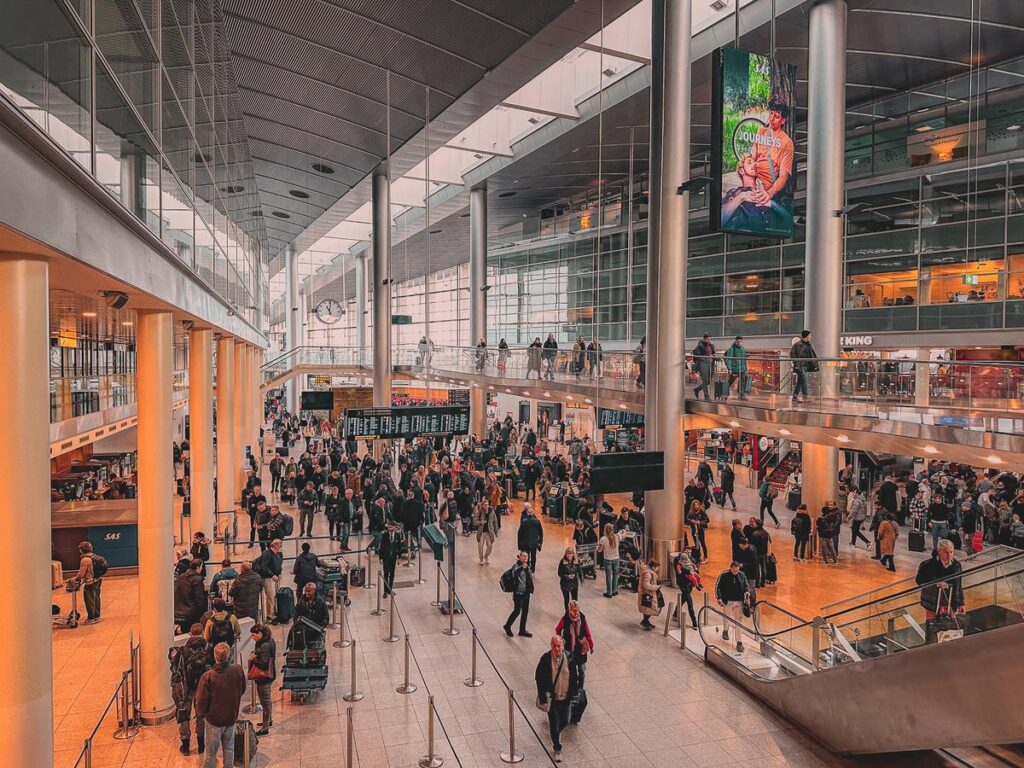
[49,371,187,424]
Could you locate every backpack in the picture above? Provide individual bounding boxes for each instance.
[500,568,516,593]
[790,517,801,536]
[91,554,109,578]
[208,615,235,647]
[279,513,295,537]
[169,643,208,695]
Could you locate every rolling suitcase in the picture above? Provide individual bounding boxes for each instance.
[712,487,725,506]
[348,565,366,588]
[908,529,926,553]
[569,689,587,724]
[714,380,729,400]
[234,719,259,765]
[276,587,295,623]
[764,554,778,584]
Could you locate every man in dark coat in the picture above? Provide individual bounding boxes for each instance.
[516,504,544,572]
[229,562,263,621]
[174,559,208,633]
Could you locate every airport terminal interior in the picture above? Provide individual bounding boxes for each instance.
[3,0,1024,766]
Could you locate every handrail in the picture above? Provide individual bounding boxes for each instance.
[751,547,1024,642]
[71,669,131,767]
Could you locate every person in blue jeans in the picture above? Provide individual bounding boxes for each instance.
[597,525,620,597]
[195,642,246,768]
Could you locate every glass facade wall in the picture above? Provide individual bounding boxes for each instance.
[0,0,265,326]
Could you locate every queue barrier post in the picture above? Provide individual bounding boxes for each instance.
[343,639,364,702]
[242,678,262,715]
[396,634,417,694]
[333,599,352,648]
[442,584,459,637]
[498,688,524,764]
[371,572,386,616]
[417,695,443,768]
[431,562,442,607]
[346,706,355,768]
[113,671,138,739]
[463,627,483,687]
[328,583,341,629]
[384,591,399,643]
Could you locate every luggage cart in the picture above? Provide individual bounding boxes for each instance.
[576,544,598,580]
[53,579,82,630]
[282,616,328,701]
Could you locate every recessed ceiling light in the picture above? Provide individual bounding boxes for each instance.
[543,392,551,397]
[312,163,335,174]
[566,395,574,401]
[619,403,627,409]
[987,455,1002,465]
[923,446,938,454]
[835,435,849,443]
[1008,124,1022,131]
[779,429,791,436]
[523,391,530,396]
[505,389,511,394]
[584,398,592,404]
[487,386,494,390]
[271,211,291,219]
[288,190,310,199]
[82,311,97,317]
[121,321,133,327]
[730,421,740,428]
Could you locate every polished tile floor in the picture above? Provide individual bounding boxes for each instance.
[53,471,937,768]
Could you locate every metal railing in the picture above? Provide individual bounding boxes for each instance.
[49,370,188,423]
[70,636,141,767]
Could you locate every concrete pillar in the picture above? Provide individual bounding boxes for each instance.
[372,171,392,409]
[216,336,236,518]
[0,256,53,761]
[469,186,488,437]
[914,347,930,407]
[188,328,215,541]
[136,310,175,724]
[233,341,247,492]
[799,0,847,507]
[643,0,690,567]
[285,245,300,415]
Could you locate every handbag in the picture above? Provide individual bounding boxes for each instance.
[641,592,654,609]
[247,660,272,681]
[656,588,666,610]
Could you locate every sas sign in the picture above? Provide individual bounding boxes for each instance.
[840,335,873,347]
[103,532,122,541]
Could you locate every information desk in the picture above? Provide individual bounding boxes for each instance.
[51,499,139,572]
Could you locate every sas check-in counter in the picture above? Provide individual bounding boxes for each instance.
[51,499,140,574]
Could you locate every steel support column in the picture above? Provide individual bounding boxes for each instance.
[188,328,215,541]
[644,0,691,568]
[356,252,368,363]
[136,310,175,724]
[285,245,300,415]
[0,256,53,761]
[372,172,392,409]
[801,0,847,512]
[469,186,488,438]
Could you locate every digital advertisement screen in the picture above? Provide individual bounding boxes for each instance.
[301,391,334,411]
[343,406,471,440]
[711,46,797,239]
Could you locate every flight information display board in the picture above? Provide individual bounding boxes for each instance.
[343,406,471,440]
[597,408,646,428]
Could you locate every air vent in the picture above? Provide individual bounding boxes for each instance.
[602,67,616,78]
[709,0,727,9]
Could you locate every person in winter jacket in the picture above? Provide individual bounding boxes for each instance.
[723,336,750,400]
[503,551,535,637]
[229,562,263,621]
[715,561,753,653]
[557,547,581,611]
[173,624,210,756]
[915,540,964,618]
[637,559,661,630]
[692,334,716,401]
[203,598,241,648]
[174,559,208,633]
[846,489,871,547]
[555,600,594,689]
[474,500,498,564]
[790,329,818,403]
[791,504,812,561]
[209,559,238,603]
[247,624,276,735]
[517,504,544,572]
[194,643,246,766]
[292,542,319,591]
[877,514,900,571]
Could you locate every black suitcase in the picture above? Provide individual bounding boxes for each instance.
[569,689,587,724]
[714,380,729,400]
[348,565,366,588]
[787,490,801,511]
[908,529,926,553]
[276,587,295,623]
[764,555,778,584]
[234,719,258,765]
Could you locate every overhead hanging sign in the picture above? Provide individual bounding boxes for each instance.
[710,46,797,239]
[343,406,470,441]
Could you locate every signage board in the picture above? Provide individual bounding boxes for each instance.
[711,46,797,238]
[597,408,646,428]
[343,406,470,440]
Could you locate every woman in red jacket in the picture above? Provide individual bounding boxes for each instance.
[555,600,594,689]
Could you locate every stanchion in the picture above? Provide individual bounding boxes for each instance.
[442,583,460,636]
[499,689,524,763]
[402,533,415,568]
[396,634,417,694]
[431,562,442,607]
[343,639,363,702]
[415,547,427,584]
[242,721,252,768]
[346,706,355,767]
[83,738,93,768]
[679,599,687,650]
[328,583,341,629]
[463,627,483,687]
[384,591,399,643]
[333,599,352,648]
[113,672,139,739]
[371,572,386,616]
[663,600,676,636]
[418,695,443,768]
[242,679,263,714]
[257,589,265,624]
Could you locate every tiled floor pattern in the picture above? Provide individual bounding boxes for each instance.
[53,472,934,768]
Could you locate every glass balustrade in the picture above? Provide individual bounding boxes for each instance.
[49,371,188,424]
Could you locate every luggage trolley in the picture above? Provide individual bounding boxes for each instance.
[282,616,329,701]
[316,556,352,608]
[52,578,82,630]
[576,544,598,580]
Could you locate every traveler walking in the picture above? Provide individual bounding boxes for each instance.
[542,333,558,380]
[686,501,710,559]
[247,624,276,736]
[758,478,779,526]
[692,334,715,401]
[517,504,544,573]
[527,337,543,380]
[720,463,737,510]
[596,524,620,597]
[637,559,661,630]
[76,541,104,624]
[790,330,819,404]
[847,489,871,547]
[557,547,581,610]
[715,561,753,654]
[723,336,750,400]
[877,514,899,571]
[673,550,701,628]
[534,635,579,762]
[376,520,402,596]
[269,453,284,494]
[473,499,498,564]
[195,642,246,768]
[297,481,318,537]
[502,551,534,637]
[554,600,593,690]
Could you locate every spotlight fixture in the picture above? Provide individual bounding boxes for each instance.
[922,446,938,454]
[677,176,712,194]
[82,311,98,318]
[779,429,791,436]
[987,455,1003,465]
[98,290,130,309]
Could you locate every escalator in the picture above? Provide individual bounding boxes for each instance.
[697,547,1024,755]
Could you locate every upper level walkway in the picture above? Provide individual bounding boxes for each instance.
[262,346,1024,469]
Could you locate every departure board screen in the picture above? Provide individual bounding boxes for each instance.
[597,408,646,428]
[343,406,471,440]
